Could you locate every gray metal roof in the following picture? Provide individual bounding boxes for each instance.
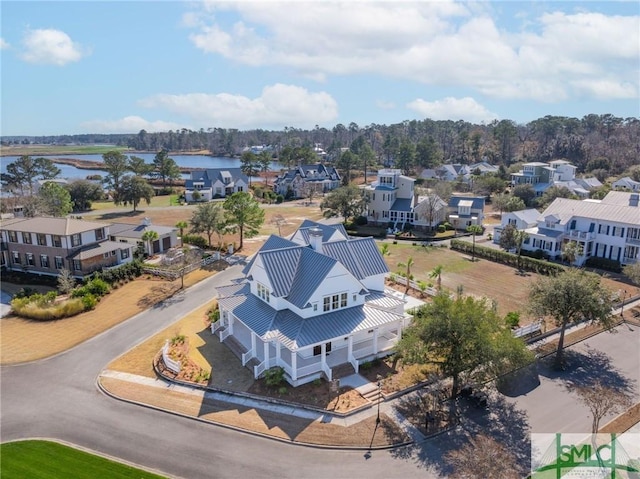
[285,248,338,308]
[448,196,485,210]
[242,234,299,274]
[539,197,640,225]
[342,237,389,277]
[0,217,108,236]
[109,222,175,239]
[296,220,349,242]
[321,241,366,280]
[70,240,132,260]
[390,198,413,212]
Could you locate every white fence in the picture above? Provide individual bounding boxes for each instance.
[144,254,222,280]
[513,320,543,338]
[389,274,438,297]
[162,339,181,373]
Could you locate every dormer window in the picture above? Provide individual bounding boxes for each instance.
[323,292,348,312]
[257,283,270,303]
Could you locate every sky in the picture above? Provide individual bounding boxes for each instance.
[1,1,639,136]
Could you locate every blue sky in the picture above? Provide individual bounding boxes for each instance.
[1,1,639,136]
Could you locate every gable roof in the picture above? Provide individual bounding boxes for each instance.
[109,222,175,238]
[539,197,640,225]
[509,208,540,225]
[294,220,349,242]
[448,196,485,209]
[0,217,108,236]
[188,168,248,185]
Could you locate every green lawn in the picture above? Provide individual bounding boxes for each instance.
[0,441,167,479]
[91,194,182,211]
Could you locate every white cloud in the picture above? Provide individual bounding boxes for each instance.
[376,100,396,110]
[80,116,187,134]
[20,28,88,66]
[138,84,338,129]
[184,3,639,101]
[0,38,9,50]
[407,97,498,123]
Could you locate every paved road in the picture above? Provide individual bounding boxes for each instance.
[0,266,434,479]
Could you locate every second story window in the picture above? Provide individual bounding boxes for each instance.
[71,234,82,247]
[8,231,17,242]
[22,232,32,244]
[323,292,349,312]
[257,283,270,303]
[53,235,62,247]
[95,228,105,241]
[37,233,47,246]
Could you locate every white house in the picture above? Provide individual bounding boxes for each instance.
[612,177,640,192]
[518,192,640,266]
[447,196,485,230]
[108,218,178,256]
[510,160,600,198]
[273,164,341,198]
[493,208,540,244]
[212,220,412,387]
[184,168,249,202]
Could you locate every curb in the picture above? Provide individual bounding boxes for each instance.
[96,375,413,451]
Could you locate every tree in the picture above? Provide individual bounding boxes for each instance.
[562,240,583,265]
[128,156,153,177]
[498,223,518,251]
[223,191,265,251]
[398,293,533,399]
[102,151,130,204]
[190,202,226,248]
[258,151,272,186]
[512,184,536,208]
[492,193,510,215]
[119,175,154,212]
[504,195,527,212]
[395,140,416,175]
[466,224,483,262]
[445,434,520,479]
[175,221,188,247]
[320,185,367,221]
[429,265,443,291]
[398,256,414,293]
[1,156,61,196]
[623,263,640,285]
[336,150,360,186]
[271,214,286,236]
[380,243,390,258]
[66,180,104,211]
[574,380,632,434]
[529,269,615,369]
[240,151,259,187]
[539,185,576,209]
[152,149,181,188]
[514,229,530,271]
[38,182,73,217]
[141,230,159,257]
[57,268,76,294]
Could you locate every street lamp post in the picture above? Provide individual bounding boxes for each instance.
[621,290,627,319]
[376,376,382,425]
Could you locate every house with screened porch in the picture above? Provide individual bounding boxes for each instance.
[211,220,412,386]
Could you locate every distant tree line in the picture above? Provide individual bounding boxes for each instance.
[3,114,638,177]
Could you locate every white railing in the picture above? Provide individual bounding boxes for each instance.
[210,319,221,334]
[513,320,543,338]
[388,275,438,297]
[220,328,231,341]
[162,340,181,373]
[322,363,332,382]
[348,354,359,373]
[254,361,267,378]
[241,350,253,366]
[296,362,324,379]
[275,358,293,379]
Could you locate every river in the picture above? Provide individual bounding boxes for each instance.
[0,153,284,180]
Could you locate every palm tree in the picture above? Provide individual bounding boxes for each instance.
[562,240,583,266]
[141,230,159,258]
[466,224,483,262]
[380,243,390,258]
[429,265,443,291]
[175,221,188,247]
[514,229,530,271]
[398,256,414,294]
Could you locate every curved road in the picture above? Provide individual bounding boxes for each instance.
[0,266,434,479]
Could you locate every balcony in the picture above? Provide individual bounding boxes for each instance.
[567,230,595,241]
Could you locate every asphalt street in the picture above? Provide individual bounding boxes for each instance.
[0,265,436,479]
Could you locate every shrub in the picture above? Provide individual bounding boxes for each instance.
[182,234,208,249]
[10,296,85,320]
[504,311,521,329]
[85,278,110,297]
[81,293,98,310]
[585,257,622,273]
[13,287,39,299]
[354,215,368,226]
[264,366,285,387]
[275,194,284,204]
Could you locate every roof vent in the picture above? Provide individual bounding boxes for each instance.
[309,226,323,253]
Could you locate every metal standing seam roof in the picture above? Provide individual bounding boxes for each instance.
[285,248,338,308]
[390,198,413,212]
[70,240,132,260]
[539,197,640,225]
[296,220,349,242]
[321,241,366,280]
[345,237,390,277]
[242,234,300,274]
[0,217,108,236]
[259,247,304,297]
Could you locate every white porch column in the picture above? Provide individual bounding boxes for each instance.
[373,328,379,354]
[251,332,256,356]
[263,341,270,369]
[291,351,298,381]
[228,315,234,335]
[275,341,281,367]
[347,336,353,359]
[321,343,327,369]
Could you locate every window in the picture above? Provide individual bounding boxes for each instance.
[53,235,62,247]
[40,255,49,268]
[73,259,82,271]
[8,231,17,242]
[95,228,105,241]
[12,251,21,264]
[257,283,270,303]
[340,292,347,308]
[103,253,110,259]
[71,234,82,247]
[55,256,63,269]
[111,250,116,256]
[313,303,318,311]
[332,294,339,310]
[313,342,332,356]
[121,248,130,259]
[37,233,47,246]
[26,253,35,266]
[323,297,331,312]
[22,232,32,244]
[353,294,357,302]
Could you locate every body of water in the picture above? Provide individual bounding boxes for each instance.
[0,153,284,180]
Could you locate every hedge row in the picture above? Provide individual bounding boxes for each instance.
[450,240,565,276]
[87,260,143,285]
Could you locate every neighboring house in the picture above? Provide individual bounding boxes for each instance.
[273,164,340,198]
[468,161,500,176]
[108,218,178,256]
[493,208,540,244]
[612,177,640,192]
[447,196,485,230]
[0,217,134,278]
[421,164,470,182]
[517,192,640,266]
[365,169,447,230]
[33,178,69,194]
[510,160,599,198]
[184,168,248,202]
[212,220,412,387]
